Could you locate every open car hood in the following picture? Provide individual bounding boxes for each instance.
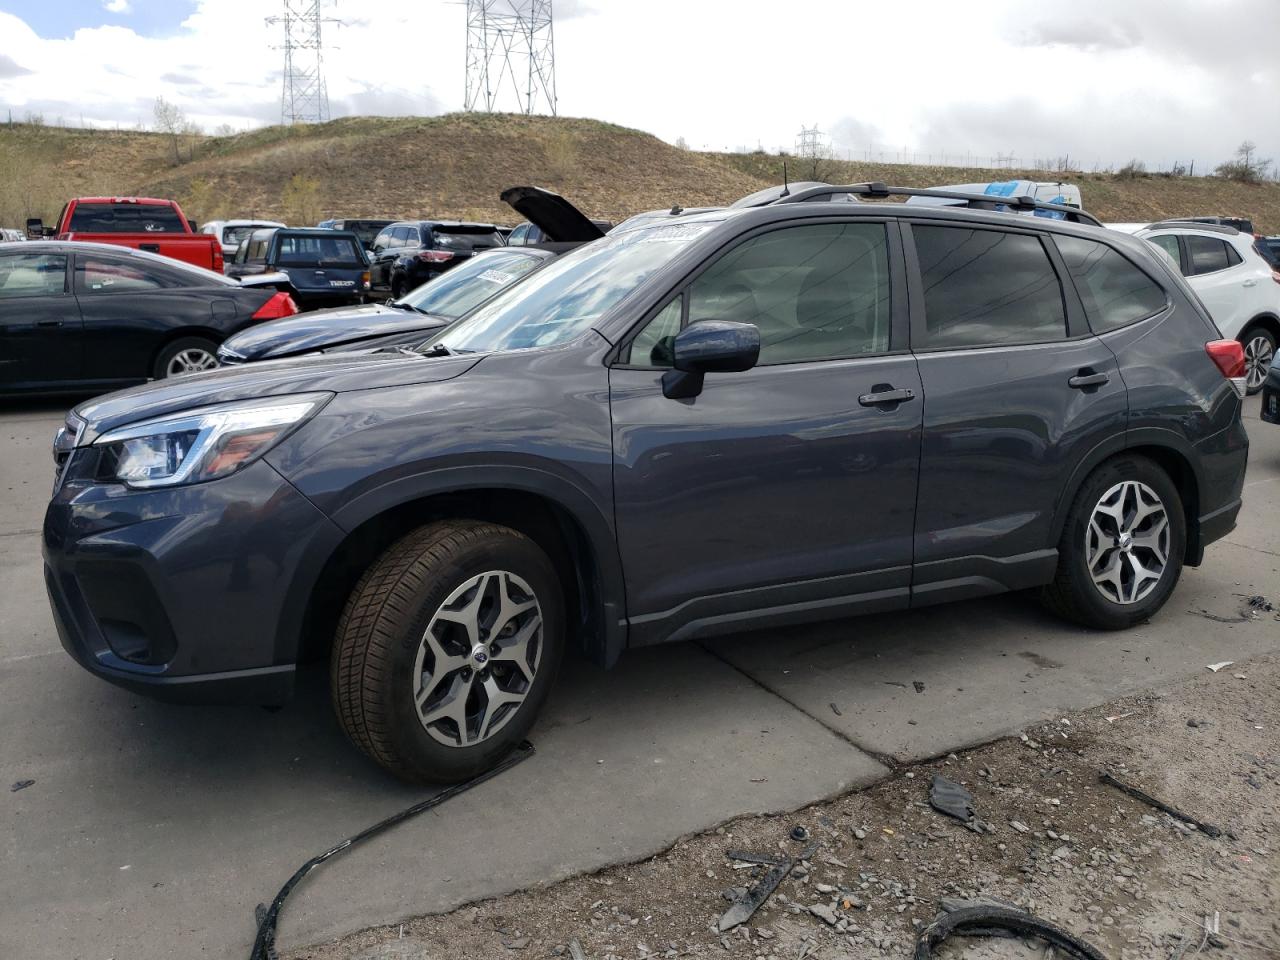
[500,186,607,242]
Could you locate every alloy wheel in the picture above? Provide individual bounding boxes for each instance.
[166,348,219,377]
[1086,480,1170,605]
[1245,334,1274,391]
[412,570,543,748]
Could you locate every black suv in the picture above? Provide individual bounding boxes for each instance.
[44,186,1249,784]
[226,228,370,309]
[368,220,504,298]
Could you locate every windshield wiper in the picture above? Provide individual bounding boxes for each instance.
[420,343,452,357]
[388,300,420,312]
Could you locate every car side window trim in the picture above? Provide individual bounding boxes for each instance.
[609,216,910,370]
[902,219,1089,354]
[1056,235,1172,336]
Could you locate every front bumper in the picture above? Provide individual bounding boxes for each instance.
[43,458,342,704]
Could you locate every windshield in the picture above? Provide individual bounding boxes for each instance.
[402,249,545,318]
[430,222,714,354]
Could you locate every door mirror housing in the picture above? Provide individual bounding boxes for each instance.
[662,320,760,399]
[25,218,43,240]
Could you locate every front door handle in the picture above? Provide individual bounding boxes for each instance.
[1068,371,1110,389]
[36,320,63,328]
[858,387,916,407]
[1243,278,1258,288]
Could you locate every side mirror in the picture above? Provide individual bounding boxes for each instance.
[661,320,760,399]
[25,218,43,240]
[187,219,199,232]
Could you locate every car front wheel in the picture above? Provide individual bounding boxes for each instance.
[332,520,564,783]
[1040,455,1185,630]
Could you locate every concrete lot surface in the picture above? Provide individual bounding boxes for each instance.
[1,397,1276,959]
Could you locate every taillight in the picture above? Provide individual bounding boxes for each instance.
[252,291,299,321]
[1205,339,1246,398]
[212,245,224,274]
[361,271,370,287]
[1272,269,1280,285]
[416,250,454,263]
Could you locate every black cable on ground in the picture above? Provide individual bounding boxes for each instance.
[249,741,536,960]
[914,906,1109,960]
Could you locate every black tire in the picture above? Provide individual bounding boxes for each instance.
[153,336,220,379]
[1040,455,1185,630]
[390,274,406,300]
[331,520,565,784]
[1240,325,1276,395]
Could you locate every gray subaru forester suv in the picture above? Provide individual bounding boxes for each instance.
[44,185,1249,783]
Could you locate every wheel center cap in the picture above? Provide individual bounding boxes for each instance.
[470,645,490,666]
[1117,532,1134,552]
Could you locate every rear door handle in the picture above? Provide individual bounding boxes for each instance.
[36,320,63,328]
[858,387,916,407]
[1068,371,1110,389]
[139,243,160,253]
[1243,279,1258,288]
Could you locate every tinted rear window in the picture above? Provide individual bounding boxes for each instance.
[340,221,392,246]
[275,235,365,266]
[914,225,1066,349]
[432,226,504,251]
[1055,235,1167,333]
[68,203,186,233]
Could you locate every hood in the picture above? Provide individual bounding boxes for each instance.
[220,303,448,361]
[72,351,480,438]
[500,186,606,242]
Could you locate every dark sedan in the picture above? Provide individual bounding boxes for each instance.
[218,245,556,364]
[0,241,297,395]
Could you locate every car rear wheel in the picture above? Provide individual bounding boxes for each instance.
[154,337,220,379]
[390,275,406,300]
[331,520,564,783]
[1040,455,1185,630]
[1241,326,1276,395]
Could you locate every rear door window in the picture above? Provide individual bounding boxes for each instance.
[913,225,1066,349]
[1186,235,1233,275]
[1054,235,1168,333]
[1146,234,1183,273]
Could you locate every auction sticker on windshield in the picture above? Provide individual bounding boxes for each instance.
[479,269,515,284]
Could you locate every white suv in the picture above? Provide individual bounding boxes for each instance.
[1136,221,1279,392]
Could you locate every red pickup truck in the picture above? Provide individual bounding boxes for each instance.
[28,197,224,273]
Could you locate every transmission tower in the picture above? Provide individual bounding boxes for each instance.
[465,1,557,116]
[795,125,828,159]
[267,1,339,125]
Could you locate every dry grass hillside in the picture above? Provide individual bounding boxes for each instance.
[3,113,1279,233]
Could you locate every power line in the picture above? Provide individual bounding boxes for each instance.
[267,1,340,125]
[464,0,557,115]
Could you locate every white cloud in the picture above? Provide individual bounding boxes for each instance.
[103,0,132,14]
[0,0,1274,170]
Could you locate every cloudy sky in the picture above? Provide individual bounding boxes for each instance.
[0,0,1276,171]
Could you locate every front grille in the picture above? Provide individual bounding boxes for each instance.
[52,414,83,495]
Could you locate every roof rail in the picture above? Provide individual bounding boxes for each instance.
[1144,219,1240,236]
[773,182,1103,227]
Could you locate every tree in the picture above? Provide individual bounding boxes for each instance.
[675,136,689,150]
[153,96,186,163]
[182,178,217,223]
[213,123,235,138]
[1216,139,1272,183]
[282,172,322,225]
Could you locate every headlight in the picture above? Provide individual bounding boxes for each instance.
[92,393,330,489]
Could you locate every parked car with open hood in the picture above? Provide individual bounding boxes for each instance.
[368,219,504,298]
[225,227,370,309]
[218,188,603,364]
[218,245,556,364]
[0,240,296,394]
[45,184,1246,784]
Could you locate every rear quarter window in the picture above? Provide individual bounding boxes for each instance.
[1054,235,1168,334]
